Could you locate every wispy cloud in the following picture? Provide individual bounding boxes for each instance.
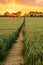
[0,0,15,4]
[16,0,35,5]
[35,0,43,4]
[0,0,7,4]
[16,0,43,6]
[0,0,43,6]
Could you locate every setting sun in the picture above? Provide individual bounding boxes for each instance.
[6,9,15,13]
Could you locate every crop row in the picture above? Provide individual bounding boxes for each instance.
[0,17,24,61]
[22,18,43,65]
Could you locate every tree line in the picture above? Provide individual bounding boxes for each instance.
[26,11,43,17]
[0,11,21,17]
[0,11,43,17]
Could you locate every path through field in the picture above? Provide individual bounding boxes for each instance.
[3,28,24,65]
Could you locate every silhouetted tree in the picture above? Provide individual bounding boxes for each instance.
[4,12,10,17]
[16,11,22,17]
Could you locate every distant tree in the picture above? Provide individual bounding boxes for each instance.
[39,12,43,17]
[4,12,17,17]
[29,11,35,17]
[0,15,3,17]
[4,12,10,17]
[28,11,43,17]
[29,11,35,14]
[16,11,22,17]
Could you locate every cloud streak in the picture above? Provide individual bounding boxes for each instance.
[0,0,15,4]
[35,0,43,4]
[0,0,43,6]
[0,0,7,4]
[16,0,43,6]
[16,0,36,6]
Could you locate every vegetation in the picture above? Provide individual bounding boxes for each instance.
[0,17,43,65]
[22,17,43,65]
[0,17,24,61]
[28,11,43,17]
[0,11,43,17]
[0,11,22,17]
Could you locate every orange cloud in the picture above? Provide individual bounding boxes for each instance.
[0,0,15,4]
[35,0,43,4]
[15,0,43,7]
[8,0,15,3]
[0,0,43,7]
[0,0,7,4]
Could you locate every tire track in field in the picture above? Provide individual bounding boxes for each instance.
[3,28,24,65]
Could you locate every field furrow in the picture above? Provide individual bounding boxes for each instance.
[3,28,24,65]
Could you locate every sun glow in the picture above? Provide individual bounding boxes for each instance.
[0,0,43,15]
[7,9,15,13]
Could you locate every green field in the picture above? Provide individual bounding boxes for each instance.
[0,17,24,61]
[0,17,43,65]
[0,17,23,35]
[23,17,43,65]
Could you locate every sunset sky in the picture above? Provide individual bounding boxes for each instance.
[0,0,43,15]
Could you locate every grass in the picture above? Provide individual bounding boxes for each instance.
[0,17,23,35]
[0,17,43,65]
[23,17,43,65]
[0,17,24,61]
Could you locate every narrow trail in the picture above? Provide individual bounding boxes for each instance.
[3,28,24,65]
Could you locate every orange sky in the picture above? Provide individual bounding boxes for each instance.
[0,0,43,15]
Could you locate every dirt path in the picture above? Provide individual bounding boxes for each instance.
[3,29,24,65]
